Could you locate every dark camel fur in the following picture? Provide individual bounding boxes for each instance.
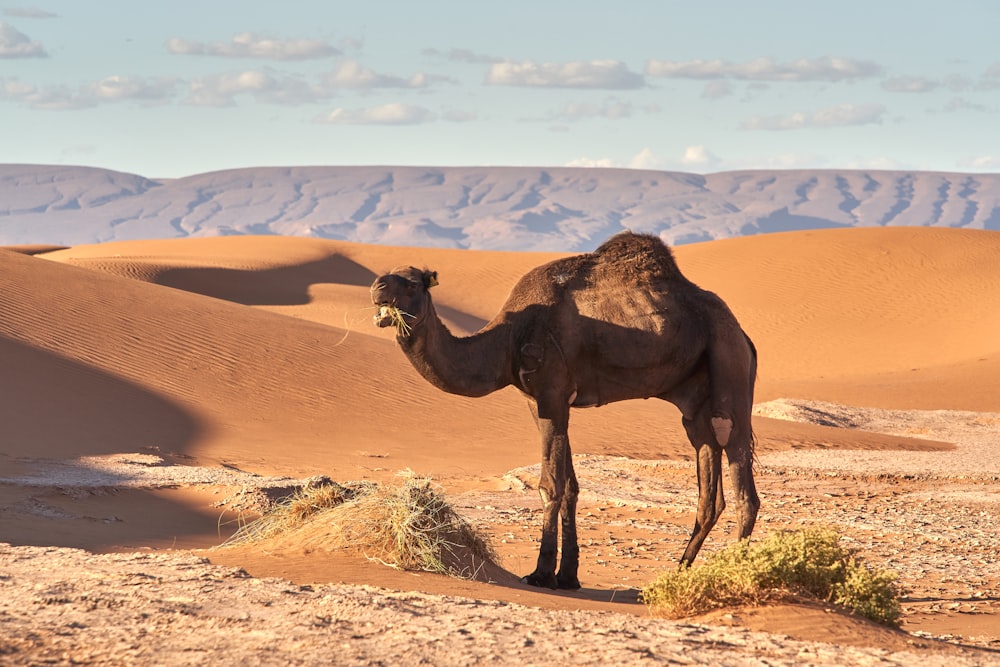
[371,232,759,590]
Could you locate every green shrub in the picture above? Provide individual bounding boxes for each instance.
[831,560,902,626]
[640,527,901,626]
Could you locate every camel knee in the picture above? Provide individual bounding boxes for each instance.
[566,474,579,499]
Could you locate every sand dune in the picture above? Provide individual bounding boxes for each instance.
[6,226,996,474]
[2,226,999,657]
[678,227,1000,411]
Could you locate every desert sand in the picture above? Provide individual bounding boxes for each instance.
[1,227,998,664]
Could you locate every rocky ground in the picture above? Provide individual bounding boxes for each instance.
[0,543,995,667]
[1,400,998,666]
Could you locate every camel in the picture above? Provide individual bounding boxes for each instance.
[371,232,759,590]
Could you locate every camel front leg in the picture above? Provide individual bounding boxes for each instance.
[680,414,726,566]
[521,399,573,589]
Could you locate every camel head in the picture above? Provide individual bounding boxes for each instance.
[370,266,439,337]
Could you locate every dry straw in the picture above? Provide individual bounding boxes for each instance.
[381,304,414,337]
[222,471,496,579]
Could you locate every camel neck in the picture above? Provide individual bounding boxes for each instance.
[398,301,512,398]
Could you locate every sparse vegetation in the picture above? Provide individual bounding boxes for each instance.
[640,527,902,626]
[223,471,497,579]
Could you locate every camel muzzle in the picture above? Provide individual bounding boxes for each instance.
[372,304,415,336]
[373,305,395,328]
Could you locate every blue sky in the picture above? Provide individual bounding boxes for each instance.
[2,1,998,178]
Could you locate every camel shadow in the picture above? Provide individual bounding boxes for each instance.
[152,255,377,306]
[553,586,641,605]
[496,576,641,605]
[483,564,642,605]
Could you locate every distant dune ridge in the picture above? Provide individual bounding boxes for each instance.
[2,164,999,249]
[3,226,998,481]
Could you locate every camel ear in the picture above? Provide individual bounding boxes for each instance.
[422,271,439,289]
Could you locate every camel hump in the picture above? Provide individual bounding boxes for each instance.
[592,232,682,281]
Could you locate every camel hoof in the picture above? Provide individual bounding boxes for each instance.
[520,572,558,589]
[556,574,581,590]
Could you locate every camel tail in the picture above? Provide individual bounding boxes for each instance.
[745,331,758,459]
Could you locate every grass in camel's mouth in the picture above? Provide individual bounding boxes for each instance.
[375,304,414,336]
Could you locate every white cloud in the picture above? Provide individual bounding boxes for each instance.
[975,67,1000,91]
[1,75,177,109]
[881,76,938,93]
[680,145,721,169]
[0,20,46,57]
[742,104,886,130]
[628,147,665,170]
[487,60,645,89]
[166,33,340,60]
[315,103,436,125]
[549,99,632,121]
[564,156,617,168]
[184,70,321,107]
[3,8,57,19]
[422,47,504,64]
[86,75,178,104]
[321,60,439,89]
[563,148,665,170]
[943,97,993,113]
[957,155,1000,170]
[701,81,732,100]
[0,77,65,108]
[844,156,906,170]
[645,56,882,82]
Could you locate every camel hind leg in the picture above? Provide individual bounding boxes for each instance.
[555,449,581,589]
[707,328,760,543]
[724,423,759,540]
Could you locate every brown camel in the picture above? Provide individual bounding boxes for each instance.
[371,232,759,590]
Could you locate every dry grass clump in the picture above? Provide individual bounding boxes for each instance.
[222,477,371,544]
[223,472,496,579]
[640,527,902,626]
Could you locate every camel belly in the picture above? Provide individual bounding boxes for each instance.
[569,365,688,406]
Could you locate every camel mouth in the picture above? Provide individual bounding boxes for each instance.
[373,305,395,328]
[373,304,414,336]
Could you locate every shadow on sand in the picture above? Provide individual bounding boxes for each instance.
[153,255,376,306]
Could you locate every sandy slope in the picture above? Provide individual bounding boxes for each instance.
[2,227,999,661]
